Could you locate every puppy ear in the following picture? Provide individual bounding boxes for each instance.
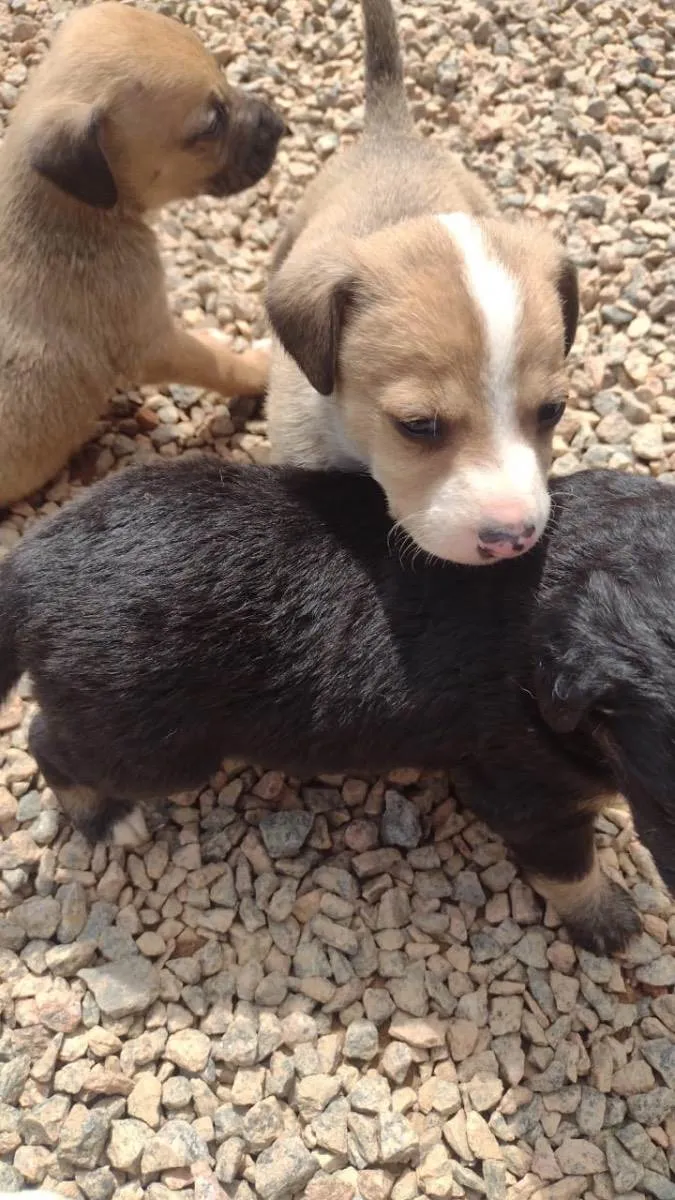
[266,251,358,396]
[556,259,579,358]
[29,103,118,210]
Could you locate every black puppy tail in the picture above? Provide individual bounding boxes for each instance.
[0,559,21,705]
[361,0,412,133]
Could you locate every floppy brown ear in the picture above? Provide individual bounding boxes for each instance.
[29,103,118,209]
[266,250,357,396]
[556,258,579,358]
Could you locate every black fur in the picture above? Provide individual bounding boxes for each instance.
[1,461,673,950]
[534,469,675,896]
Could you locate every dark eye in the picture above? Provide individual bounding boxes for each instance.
[200,102,228,140]
[538,400,566,430]
[394,416,446,444]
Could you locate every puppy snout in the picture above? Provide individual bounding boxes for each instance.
[252,98,287,149]
[477,521,538,560]
[238,97,286,177]
[209,96,285,197]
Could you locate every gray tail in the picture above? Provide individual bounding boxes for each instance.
[0,559,20,705]
[361,0,411,132]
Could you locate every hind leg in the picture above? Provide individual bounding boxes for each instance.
[455,761,640,956]
[28,713,149,848]
[505,809,641,956]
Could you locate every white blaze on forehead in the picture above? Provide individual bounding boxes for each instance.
[436,213,522,425]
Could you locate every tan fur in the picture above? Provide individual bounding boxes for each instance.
[526,793,640,953]
[529,846,637,952]
[53,783,149,847]
[53,784,103,829]
[0,2,284,506]
[531,856,609,922]
[266,0,578,564]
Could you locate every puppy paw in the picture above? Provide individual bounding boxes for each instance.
[232,345,270,396]
[531,862,642,957]
[565,880,642,957]
[199,329,270,396]
[112,807,150,849]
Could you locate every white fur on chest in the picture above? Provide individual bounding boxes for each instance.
[267,338,366,469]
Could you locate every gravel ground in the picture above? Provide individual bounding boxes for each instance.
[1,1,675,1198]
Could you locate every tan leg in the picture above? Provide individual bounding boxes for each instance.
[55,785,148,847]
[531,855,640,957]
[111,808,151,849]
[141,325,269,397]
[54,784,102,830]
[510,815,641,956]
[29,713,148,846]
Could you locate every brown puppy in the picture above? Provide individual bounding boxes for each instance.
[0,2,285,507]
[266,0,579,566]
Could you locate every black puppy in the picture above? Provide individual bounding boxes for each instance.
[1,461,673,955]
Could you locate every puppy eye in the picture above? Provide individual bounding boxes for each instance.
[538,400,566,429]
[200,103,228,140]
[394,416,446,444]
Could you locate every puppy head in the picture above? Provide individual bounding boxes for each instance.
[17,2,285,211]
[268,214,578,565]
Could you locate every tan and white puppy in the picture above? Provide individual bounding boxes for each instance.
[0,1,285,507]
[266,0,578,565]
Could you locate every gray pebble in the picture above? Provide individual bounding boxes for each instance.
[59,1103,111,1170]
[216,1015,258,1068]
[512,930,549,968]
[380,791,422,849]
[627,1088,675,1125]
[0,1053,30,1103]
[78,957,160,1019]
[343,1019,379,1061]
[13,895,61,940]
[455,870,487,907]
[254,1134,317,1200]
[378,1110,419,1164]
[311,913,358,956]
[140,1119,209,1175]
[605,1133,645,1193]
[576,1085,606,1136]
[641,1037,675,1089]
[642,1172,675,1200]
[259,811,313,858]
[635,957,675,987]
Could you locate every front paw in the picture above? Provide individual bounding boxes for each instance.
[236,345,271,396]
[112,807,151,849]
[565,879,642,956]
[201,329,270,396]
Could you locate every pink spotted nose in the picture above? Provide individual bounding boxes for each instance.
[477,521,538,561]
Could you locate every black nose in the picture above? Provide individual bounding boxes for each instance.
[478,522,536,547]
[252,100,287,150]
[212,97,286,197]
